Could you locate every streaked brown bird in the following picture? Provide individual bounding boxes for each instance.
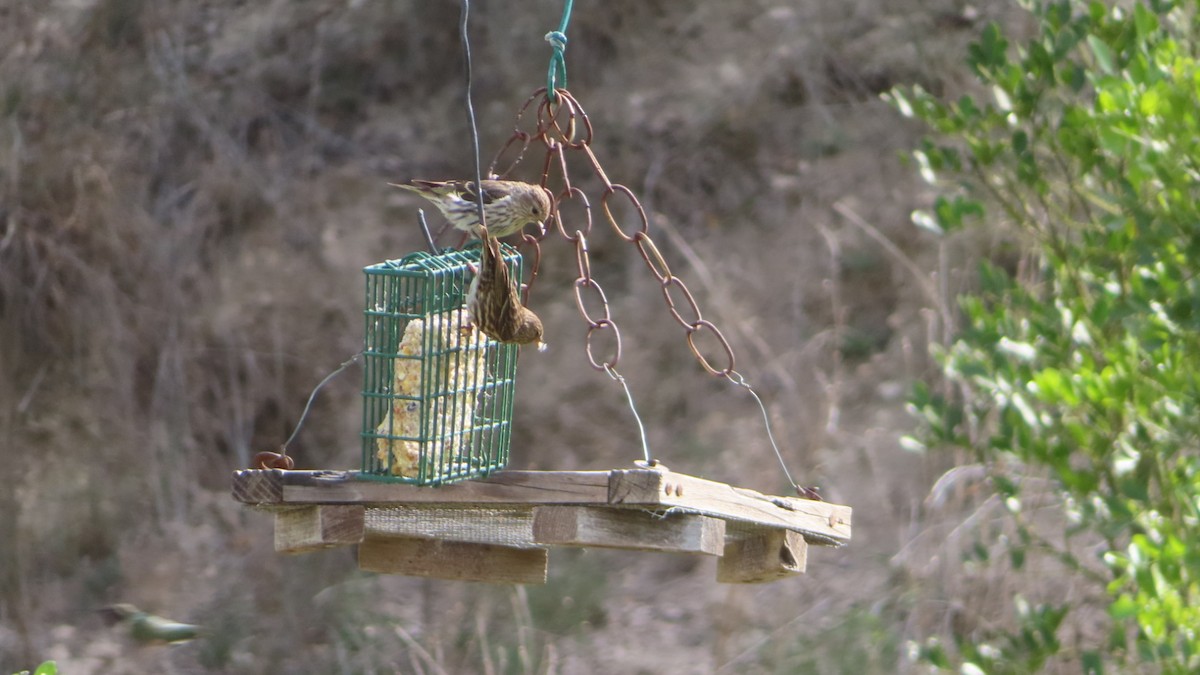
[390,179,552,239]
[467,234,545,349]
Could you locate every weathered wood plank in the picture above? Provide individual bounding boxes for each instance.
[232,470,612,506]
[608,469,851,546]
[365,505,537,548]
[358,537,548,584]
[274,505,365,554]
[232,468,288,504]
[717,530,808,583]
[532,506,725,556]
[233,469,851,548]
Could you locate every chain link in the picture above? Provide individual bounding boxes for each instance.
[600,184,650,242]
[660,275,703,329]
[553,187,592,242]
[685,320,736,377]
[586,319,622,371]
[479,87,818,487]
[490,88,735,376]
[633,232,670,282]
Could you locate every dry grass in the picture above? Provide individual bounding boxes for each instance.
[0,0,1102,673]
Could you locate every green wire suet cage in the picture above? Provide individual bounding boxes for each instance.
[361,245,524,486]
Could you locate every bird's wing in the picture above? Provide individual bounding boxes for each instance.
[138,616,203,643]
[467,181,510,205]
[481,237,522,313]
[479,235,509,290]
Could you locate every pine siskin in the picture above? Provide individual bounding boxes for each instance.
[466,234,545,349]
[390,179,552,239]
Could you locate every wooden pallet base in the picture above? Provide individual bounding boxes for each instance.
[233,467,850,584]
[360,537,550,585]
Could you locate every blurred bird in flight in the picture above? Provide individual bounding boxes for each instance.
[98,604,203,645]
[391,179,552,239]
[467,233,545,349]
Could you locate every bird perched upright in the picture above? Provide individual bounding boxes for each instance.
[467,233,545,349]
[390,179,552,239]
[98,604,203,645]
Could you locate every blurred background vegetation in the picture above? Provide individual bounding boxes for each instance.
[5,0,1191,673]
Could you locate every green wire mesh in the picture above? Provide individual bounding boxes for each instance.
[360,245,523,485]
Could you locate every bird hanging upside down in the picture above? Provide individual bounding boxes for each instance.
[98,604,203,645]
[390,179,552,239]
[467,233,546,349]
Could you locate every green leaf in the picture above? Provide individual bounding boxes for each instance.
[888,89,914,118]
[921,640,951,668]
[1133,3,1158,39]
[900,0,1200,667]
[1110,594,1138,619]
[911,209,944,235]
[913,149,938,184]
[1138,87,1162,116]
[1087,35,1117,74]
[998,337,1037,361]
[993,85,1013,112]
[969,22,1011,75]
[1012,129,1029,154]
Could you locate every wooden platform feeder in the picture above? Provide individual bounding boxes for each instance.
[232,466,850,584]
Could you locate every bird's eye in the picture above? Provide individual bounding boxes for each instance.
[532,206,541,216]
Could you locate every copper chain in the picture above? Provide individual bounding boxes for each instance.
[490,88,737,376]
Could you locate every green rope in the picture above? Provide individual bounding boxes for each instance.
[544,0,573,101]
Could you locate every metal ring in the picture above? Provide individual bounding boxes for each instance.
[534,90,561,138]
[488,88,546,176]
[539,94,579,146]
[601,184,650,242]
[573,235,592,279]
[489,132,532,179]
[518,234,542,303]
[551,143,572,193]
[634,232,672,282]
[252,451,295,470]
[685,319,736,376]
[580,143,614,190]
[574,276,611,327]
[536,143,568,201]
[550,90,594,148]
[661,276,703,328]
[554,187,592,242]
[585,319,622,371]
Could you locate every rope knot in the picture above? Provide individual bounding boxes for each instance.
[544,30,568,53]
[544,1,573,100]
